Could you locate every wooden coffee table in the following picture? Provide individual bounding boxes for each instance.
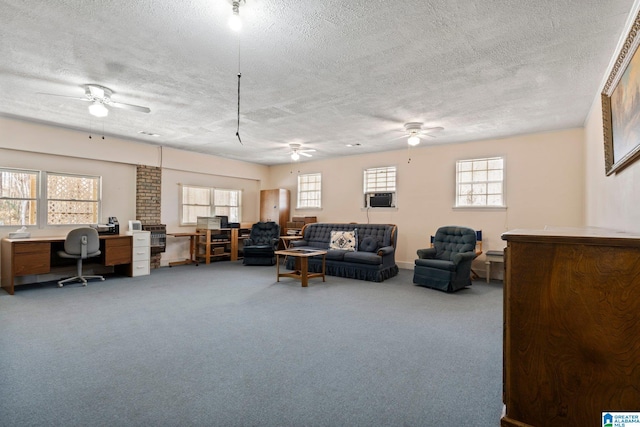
[275,249,327,287]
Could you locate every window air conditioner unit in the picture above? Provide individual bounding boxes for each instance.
[367,192,393,208]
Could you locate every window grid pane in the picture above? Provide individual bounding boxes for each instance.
[456,157,504,207]
[46,173,100,224]
[297,173,322,209]
[180,185,242,225]
[0,169,38,226]
[364,166,396,193]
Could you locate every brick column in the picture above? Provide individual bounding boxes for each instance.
[136,165,162,268]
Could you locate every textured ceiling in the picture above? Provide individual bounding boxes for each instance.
[0,0,635,165]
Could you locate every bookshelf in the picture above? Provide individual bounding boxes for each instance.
[195,227,251,264]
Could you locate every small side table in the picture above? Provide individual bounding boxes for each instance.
[279,235,303,263]
[485,250,504,283]
[279,235,303,249]
[168,232,202,267]
[275,249,327,287]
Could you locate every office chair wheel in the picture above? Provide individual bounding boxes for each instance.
[58,283,64,288]
[100,277,105,281]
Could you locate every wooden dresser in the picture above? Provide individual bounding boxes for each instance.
[500,227,640,427]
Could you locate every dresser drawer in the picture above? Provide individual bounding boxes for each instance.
[132,246,150,262]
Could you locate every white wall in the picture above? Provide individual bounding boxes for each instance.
[268,128,585,275]
[0,147,136,238]
[583,0,640,233]
[584,95,640,232]
[0,117,588,277]
[161,168,260,266]
[0,117,270,268]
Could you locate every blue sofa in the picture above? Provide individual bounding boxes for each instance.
[287,223,399,282]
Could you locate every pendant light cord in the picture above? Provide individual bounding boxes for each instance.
[236,35,242,144]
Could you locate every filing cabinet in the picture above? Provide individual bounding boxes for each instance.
[130,231,151,276]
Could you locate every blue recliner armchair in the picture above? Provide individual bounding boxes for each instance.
[242,221,280,266]
[413,226,477,292]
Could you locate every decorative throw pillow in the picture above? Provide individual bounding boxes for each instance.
[359,236,379,253]
[329,230,357,251]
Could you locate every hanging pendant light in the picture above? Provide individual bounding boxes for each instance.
[229,1,243,31]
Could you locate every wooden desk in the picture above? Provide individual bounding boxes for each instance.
[168,232,201,266]
[1,234,133,295]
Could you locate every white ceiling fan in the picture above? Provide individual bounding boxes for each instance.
[289,143,316,161]
[400,122,444,146]
[38,84,151,117]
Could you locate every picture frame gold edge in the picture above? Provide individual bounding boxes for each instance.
[602,10,640,175]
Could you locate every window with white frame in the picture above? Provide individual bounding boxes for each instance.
[180,185,242,225]
[363,166,396,207]
[46,172,101,225]
[0,168,39,226]
[455,157,505,207]
[213,189,241,222]
[297,173,321,209]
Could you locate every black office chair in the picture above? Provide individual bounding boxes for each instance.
[57,227,105,287]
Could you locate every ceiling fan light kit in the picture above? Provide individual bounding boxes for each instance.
[289,143,316,161]
[39,84,151,118]
[402,122,443,146]
[88,101,108,118]
[407,134,421,146]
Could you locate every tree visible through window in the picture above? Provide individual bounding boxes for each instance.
[0,168,39,226]
[297,173,321,209]
[456,157,504,207]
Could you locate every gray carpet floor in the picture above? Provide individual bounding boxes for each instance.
[0,263,504,427]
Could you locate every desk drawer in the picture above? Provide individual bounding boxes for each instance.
[132,246,150,262]
[15,252,51,276]
[103,237,132,266]
[131,260,150,276]
[132,232,150,247]
[14,242,50,254]
[13,243,51,276]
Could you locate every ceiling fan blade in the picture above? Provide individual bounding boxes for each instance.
[108,101,151,113]
[37,92,91,102]
[300,152,313,157]
[300,149,316,153]
[423,126,444,132]
[389,134,408,141]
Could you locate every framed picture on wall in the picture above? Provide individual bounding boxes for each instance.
[602,10,640,175]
